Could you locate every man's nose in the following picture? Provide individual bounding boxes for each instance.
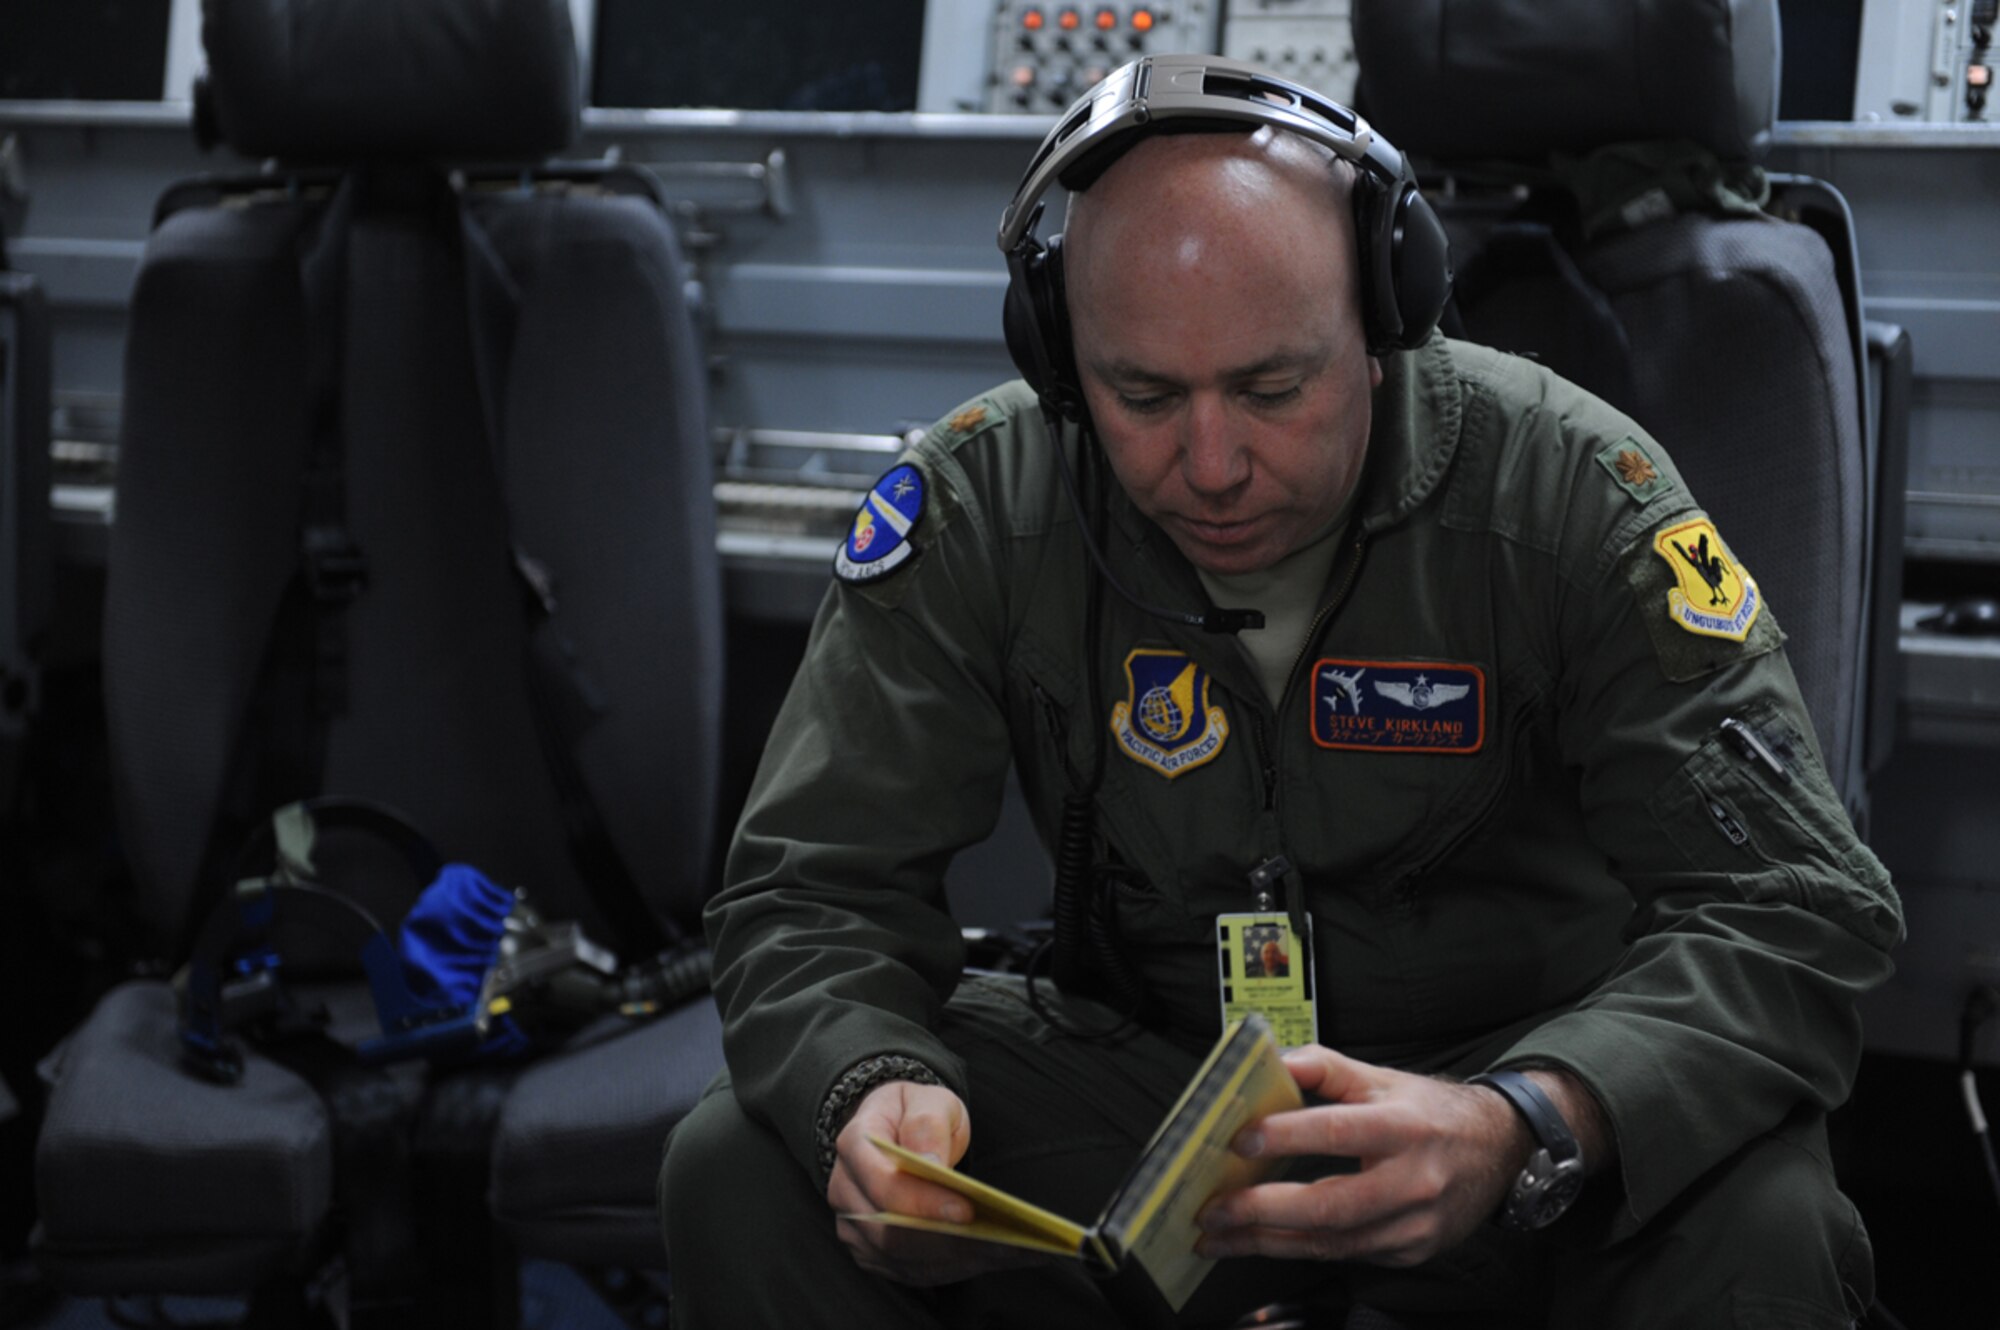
[1181,396,1249,496]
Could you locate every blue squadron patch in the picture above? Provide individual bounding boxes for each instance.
[834,463,925,584]
[1109,649,1229,779]
[1310,658,1486,754]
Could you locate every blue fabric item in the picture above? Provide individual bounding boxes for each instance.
[399,862,530,1058]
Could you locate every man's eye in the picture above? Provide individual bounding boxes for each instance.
[1117,393,1172,415]
[1246,386,1303,408]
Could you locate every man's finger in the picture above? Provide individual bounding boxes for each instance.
[1279,1045,1382,1104]
[1198,1171,1406,1240]
[832,1147,976,1225]
[1195,1214,1433,1268]
[1233,1101,1421,1162]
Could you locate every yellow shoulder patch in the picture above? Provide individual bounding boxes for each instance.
[1651,517,1762,641]
[947,405,988,435]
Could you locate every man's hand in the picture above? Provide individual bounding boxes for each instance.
[826,1080,1046,1286]
[1195,1048,1604,1268]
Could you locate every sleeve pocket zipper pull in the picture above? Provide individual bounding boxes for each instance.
[1707,797,1750,847]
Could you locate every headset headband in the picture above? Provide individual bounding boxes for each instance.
[997,54,1406,256]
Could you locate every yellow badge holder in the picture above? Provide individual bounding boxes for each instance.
[1216,912,1317,1048]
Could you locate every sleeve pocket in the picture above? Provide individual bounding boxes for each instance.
[1648,700,1902,951]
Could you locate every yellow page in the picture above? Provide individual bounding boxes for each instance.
[843,1136,1090,1258]
[1112,1020,1304,1310]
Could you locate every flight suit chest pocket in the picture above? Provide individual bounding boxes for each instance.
[1299,657,1538,903]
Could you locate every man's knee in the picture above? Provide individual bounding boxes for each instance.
[660,1074,822,1266]
[1558,1117,1872,1328]
[1689,1125,1874,1322]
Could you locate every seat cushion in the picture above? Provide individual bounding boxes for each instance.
[489,997,723,1268]
[34,981,334,1292]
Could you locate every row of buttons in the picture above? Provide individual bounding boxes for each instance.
[1018,6,1162,33]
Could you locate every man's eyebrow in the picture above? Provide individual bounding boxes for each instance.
[1091,349,1326,384]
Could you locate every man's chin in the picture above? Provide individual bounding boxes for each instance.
[1168,520,1272,572]
[1176,534,1283,578]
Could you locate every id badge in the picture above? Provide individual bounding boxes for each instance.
[1216,912,1318,1048]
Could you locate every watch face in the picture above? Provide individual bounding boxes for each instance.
[1504,1151,1586,1231]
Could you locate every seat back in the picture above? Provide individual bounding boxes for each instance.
[103,0,721,957]
[0,256,50,803]
[1354,0,1876,810]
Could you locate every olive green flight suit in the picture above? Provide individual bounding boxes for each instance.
[665,336,1901,1327]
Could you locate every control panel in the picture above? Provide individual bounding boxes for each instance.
[1219,0,1359,107]
[984,3,1220,114]
[1855,0,1998,122]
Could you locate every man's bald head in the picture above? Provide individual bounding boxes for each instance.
[1063,127,1363,333]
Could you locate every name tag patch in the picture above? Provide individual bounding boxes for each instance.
[834,463,925,584]
[1310,658,1486,754]
[1109,648,1229,779]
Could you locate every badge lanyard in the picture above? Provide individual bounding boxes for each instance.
[1217,854,1319,1048]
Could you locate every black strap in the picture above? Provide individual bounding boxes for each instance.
[260,1031,425,1319]
[457,190,676,954]
[296,174,369,735]
[1468,1069,1581,1163]
[183,176,367,956]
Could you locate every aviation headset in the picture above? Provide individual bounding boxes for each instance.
[998,53,1454,422]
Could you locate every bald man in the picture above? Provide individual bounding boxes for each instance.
[662,119,1897,1330]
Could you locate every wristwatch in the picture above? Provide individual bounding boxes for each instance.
[1467,1069,1586,1231]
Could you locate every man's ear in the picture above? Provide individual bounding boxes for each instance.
[1368,356,1384,389]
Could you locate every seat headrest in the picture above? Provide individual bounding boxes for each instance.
[197,0,580,162]
[1352,0,1781,164]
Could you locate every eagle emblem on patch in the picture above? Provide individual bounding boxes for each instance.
[834,463,925,584]
[1651,516,1761,641]
[1311,658,1486,753]
[1109,649,1229,779]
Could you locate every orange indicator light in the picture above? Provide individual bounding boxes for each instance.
[1096,7,1118,28]
[1132,9,1155,33]
[1059,8,1082,30]
[1023,8,1044,29]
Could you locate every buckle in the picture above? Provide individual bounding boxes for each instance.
[303,525,368,601]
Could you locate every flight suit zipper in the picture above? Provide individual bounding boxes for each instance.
[1257,528,1371,815]
[1029,678,1079,791]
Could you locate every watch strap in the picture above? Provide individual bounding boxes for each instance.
[1468,1069,1581,1164]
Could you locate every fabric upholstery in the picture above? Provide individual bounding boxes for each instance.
[201,0,579,162]
[1457,212,1864,782]
[61,166,720,1290]
[1352,0,1781,163]
[34,982,333,1293]
[490,999,725,1268]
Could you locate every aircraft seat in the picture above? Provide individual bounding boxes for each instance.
[35,0,723,1308]
[1355,0,1882,819]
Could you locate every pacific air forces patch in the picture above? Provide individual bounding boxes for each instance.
[834,463,925,584]
[1311,658,1485,754]
[1651,516,1761,642]
[1109,649,1228,779]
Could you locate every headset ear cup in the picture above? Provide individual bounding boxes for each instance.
[1387,186,1453,351]
[1040,234,1082,415]
[1350,168,1398,353]
[1003,237,1054,399]
[1003,232,1086,420]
